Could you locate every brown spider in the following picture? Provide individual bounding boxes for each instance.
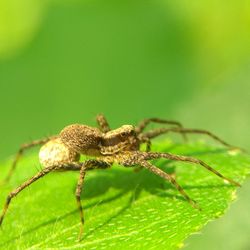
[0,114,241,240]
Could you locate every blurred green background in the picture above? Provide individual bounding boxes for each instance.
[0,1,250,249]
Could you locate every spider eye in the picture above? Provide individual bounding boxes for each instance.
[130,130,136,136]
[121,132,127,137]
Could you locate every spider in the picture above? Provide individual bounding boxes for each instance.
[0,114,241,240]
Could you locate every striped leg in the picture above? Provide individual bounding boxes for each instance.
[3,136,55,184]
[96,114,111,133]
[142,127,240,149]
[75,160,111,241]
[0,165,57,227]
[143,152,241,187]
[136,118,187,141]
[136,118,184,133]
[137,160,199,209]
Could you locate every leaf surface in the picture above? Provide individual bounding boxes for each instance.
[0,141,249,250]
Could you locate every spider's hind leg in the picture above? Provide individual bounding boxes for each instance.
[0,164,57,227]
[2,136,55,184]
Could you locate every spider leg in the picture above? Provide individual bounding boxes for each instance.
[0,165,57,227]
[142,137,152,152]
[137,160,199,209]
[134,138,151,172]
[75,164,86,241]
[142,152,241,187]
[135,118,184,133]
[0,160,110,237]
[142,127,242,150]
[3,136,56,184]
[75,159,111,241]
[96,114,111,133]
[136,118,187,141]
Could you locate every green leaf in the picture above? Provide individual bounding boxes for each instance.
[0,141,249,250]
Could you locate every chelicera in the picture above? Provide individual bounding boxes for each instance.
[0,115,241,240]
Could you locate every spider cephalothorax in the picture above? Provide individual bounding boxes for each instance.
[0,115,242,240]
[101,125,139,154]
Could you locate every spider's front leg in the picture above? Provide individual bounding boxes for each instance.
[120,151,240,210]
[142,127,243,151]
[133,136,151,173]
[135,118,184,133]
[136,117,187,142]
[138,159,199,209]
[119,152,199,209]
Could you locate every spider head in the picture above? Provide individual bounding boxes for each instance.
[101,125,139,153]
[60,124,102,156]
[116,125,137,141]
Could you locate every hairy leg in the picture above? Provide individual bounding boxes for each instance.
[142,127,241,150]
[74,159,111,240]
[135,118,184,133]
[141,151,241,187]
[0,160,110,236]
[0,165,57,226]
[3,136,56,183]
[136,118,187,142]
[96,114,111,133]
[138,160,199,209]
[75,164,86,241]
[134,137,151,172]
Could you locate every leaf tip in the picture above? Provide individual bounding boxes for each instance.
[227,148,242,156]
[231,190,237,201]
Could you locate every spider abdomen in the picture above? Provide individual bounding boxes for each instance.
[39,138,80,168]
